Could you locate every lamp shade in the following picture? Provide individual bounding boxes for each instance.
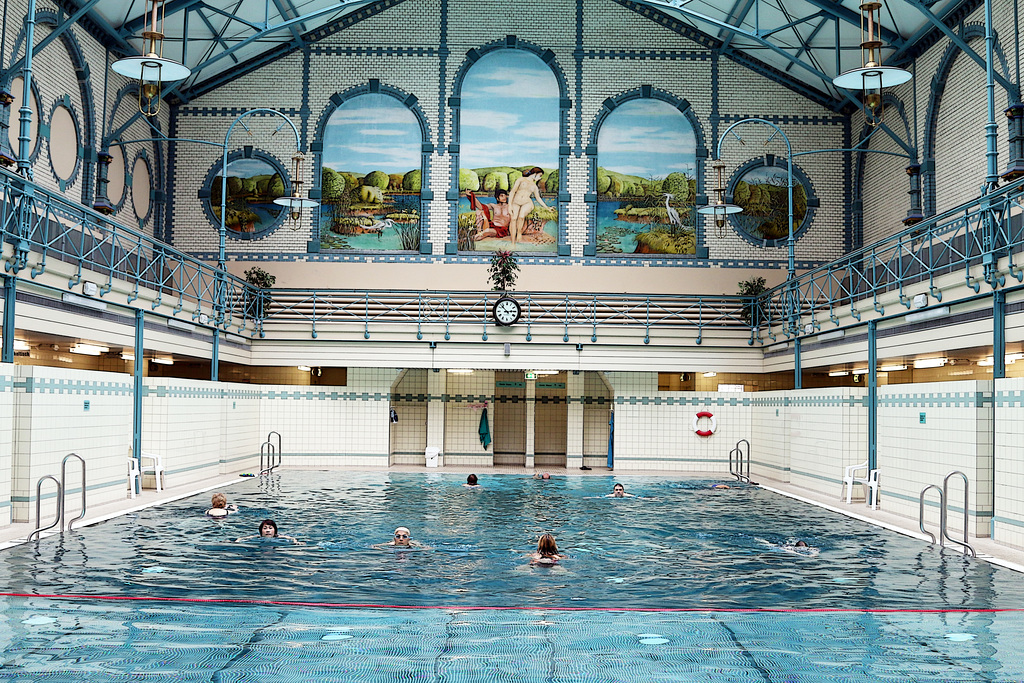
[111,55,191,82]
[833,65,911,90]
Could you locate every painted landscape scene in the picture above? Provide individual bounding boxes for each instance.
[210,158,285,233]
[595,99,698,255]
[319,94,421,251]
[731,166,808,241]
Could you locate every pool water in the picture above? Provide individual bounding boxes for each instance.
[1,472,1023,681]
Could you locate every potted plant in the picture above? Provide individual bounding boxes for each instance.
[737,275,767,325]
[487,250,520,293]
[244,266,276,319]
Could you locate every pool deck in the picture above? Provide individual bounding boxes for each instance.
[3,464,1024,573]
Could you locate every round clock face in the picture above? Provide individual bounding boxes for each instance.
[493,296,521,326]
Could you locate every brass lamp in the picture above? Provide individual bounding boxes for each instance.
[111,0,191,117]
[273,153,319,229]
[696,159,742,238]
[831,2,911,125]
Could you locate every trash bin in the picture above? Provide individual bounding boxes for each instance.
[425,447,441,468]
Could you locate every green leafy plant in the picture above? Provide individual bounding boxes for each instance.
[243,266,276,319]
[737,276,767,324]
[487,250,520,292]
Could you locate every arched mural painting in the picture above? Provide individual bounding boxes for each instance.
[457,50,559,253]
[596,99,697,254]
[319,94,422,251]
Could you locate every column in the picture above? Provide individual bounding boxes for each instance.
[525,378,535,469]
[426,368,446,465]
[566,370,584,469]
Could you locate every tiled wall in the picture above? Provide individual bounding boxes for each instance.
[494,372,526,466]
[750,391,790,484]
[443,371,495,467]
[582,372,612,467]
[994,378,1024,550]
[788,388,868,497]
[11,366,133,523]
[0,365,14,526]
[878,381,993,538]
[391,369,428,465]
[535,377,567,467]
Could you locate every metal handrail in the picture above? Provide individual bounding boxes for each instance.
[259,440,279,475]
[60,453,87,532]
[28,475,63,542]
[729,439,755,484]
[267,431,282,464]
[942,470,976,557]
[918,484,943,545]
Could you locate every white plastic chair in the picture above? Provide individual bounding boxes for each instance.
[139,451,165,492]
[842,461,880,509]
[127,457,141,499]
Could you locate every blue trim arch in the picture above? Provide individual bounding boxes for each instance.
[852,94,913,250]
[198,148,292,241]
[725,155,819,248]
[922,23,1017,218]
[584,85,710,257]
[311,80,432,254]
[448,37,572,255]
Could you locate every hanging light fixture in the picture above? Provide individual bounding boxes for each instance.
[111,0,191,117]
[273,152,319,229]
[696,159,742,238]
[832,2,911,125]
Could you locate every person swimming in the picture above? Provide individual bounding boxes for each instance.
[235,519,303,544]
[533,472,551,480]
[464,474,480,488]
[530,533,563,566]
[374,526,429,549]
[606,483,634,498]
[205,492,238,518]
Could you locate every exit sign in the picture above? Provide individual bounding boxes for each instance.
[525,371,537,380]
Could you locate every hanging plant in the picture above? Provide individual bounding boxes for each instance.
[487,250,520,293]
[243,266,276,289]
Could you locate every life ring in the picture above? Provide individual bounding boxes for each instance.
[693,410,716,437]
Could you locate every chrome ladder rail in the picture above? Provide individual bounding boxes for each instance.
[61,453,87,531]
[918,484,944,545]
[728,439,756,484]
[942,471,976,557]
[259,441,276,475]
[28,475,63,542]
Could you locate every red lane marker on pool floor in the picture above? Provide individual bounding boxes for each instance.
[1,592,1023,613]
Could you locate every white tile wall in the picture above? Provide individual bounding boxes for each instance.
[0,364,14,526]
[994,378,1024,550]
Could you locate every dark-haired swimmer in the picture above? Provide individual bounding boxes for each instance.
[533,472,551,480]
[235,519,303,544]
[464,474,480,488]
[606,483,634,498]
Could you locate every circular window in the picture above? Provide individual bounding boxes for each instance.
[7,77,40,158]
[201,151,290,239]
[727,157,816,247]
[132,154,152,221]
[49,104,79,182]
[107,143,127,207]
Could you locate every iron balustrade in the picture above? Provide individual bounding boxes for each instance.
[759,175,1024,339]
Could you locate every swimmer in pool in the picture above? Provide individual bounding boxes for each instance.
[533,472,551,480]
[464,474,480,488]
[235,519,303,544]
[205,492,238,518]
[374,526,429,549]
[606,483,634,498]
[711,484,731,490]
[530,533,563,566]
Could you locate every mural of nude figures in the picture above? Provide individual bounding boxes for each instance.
[457,50,560,253]
[596,98,698,255]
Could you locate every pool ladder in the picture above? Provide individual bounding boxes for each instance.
[729,439,757,485]
[918,470,976,557]
[28,453,87,542]
[260,431,282,475]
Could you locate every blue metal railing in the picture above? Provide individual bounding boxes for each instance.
[0,167,257,330]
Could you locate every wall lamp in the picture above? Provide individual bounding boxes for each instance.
[696,160,741,237]
[111,0,191,117]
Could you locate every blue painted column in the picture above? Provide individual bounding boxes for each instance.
[867,321,878,481]
[212,328,220,381]
[133,309,144,494]
[993,290,1005,379]
[1,276,15,363]
[793,338,802,389]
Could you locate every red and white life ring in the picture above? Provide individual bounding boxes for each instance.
[693,410,717,437]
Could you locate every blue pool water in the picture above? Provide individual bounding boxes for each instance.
[1,472,1023,681]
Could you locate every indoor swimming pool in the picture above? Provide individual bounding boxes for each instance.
[1,472,1022,681]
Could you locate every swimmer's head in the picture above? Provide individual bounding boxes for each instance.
[612,483,625,497]
[211,492,227,509]
[795,540,808,548]
[259,519,278,537]
[712,484,730,490]
[542,473,550,480]
[467,474,478,485]
[393,526,412,546]
[537,533,558,556]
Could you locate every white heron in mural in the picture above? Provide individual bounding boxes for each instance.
[662,193,682,228]
[364,218,396,239]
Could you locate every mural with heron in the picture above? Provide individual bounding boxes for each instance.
[318,94,421,251]
[595,99,697,254]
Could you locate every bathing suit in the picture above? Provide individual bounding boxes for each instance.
[206,508,229,518]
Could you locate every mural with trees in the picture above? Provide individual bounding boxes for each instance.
[457,50,559,253]
[730,165,808,241]
[210,158,286,234]
[595,99,698,255]
[319,94,421,251]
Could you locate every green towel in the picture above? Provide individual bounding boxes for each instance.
[479,408,491,450]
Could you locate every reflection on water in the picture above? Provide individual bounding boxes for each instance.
[1,472,1021,610]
